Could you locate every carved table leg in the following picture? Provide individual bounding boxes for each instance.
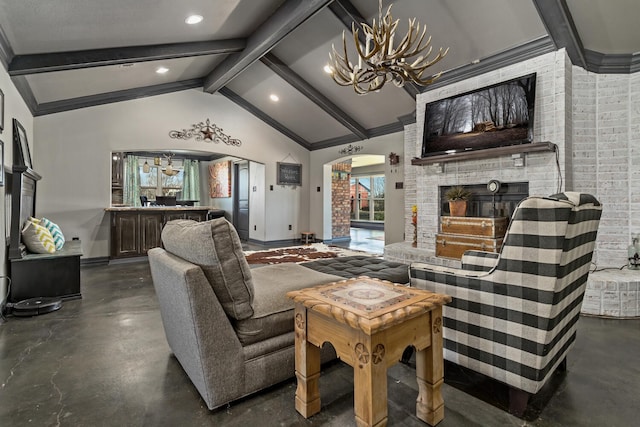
[353,341,388,427]
[293,305,321,418]
[416,308,445,426]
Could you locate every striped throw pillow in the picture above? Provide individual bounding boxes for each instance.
[22,220,56,254]
[41,217,65,250]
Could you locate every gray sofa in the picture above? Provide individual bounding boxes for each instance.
[148,218,343,410]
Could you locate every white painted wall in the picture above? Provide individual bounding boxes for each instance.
[33,89,310,258]
[309,132,405,245]
[0,65,34,307]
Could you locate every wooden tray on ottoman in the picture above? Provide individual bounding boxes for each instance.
[440,216,508,238]
[436,233,503,260]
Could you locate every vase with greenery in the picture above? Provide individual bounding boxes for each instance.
[445,186,472,217]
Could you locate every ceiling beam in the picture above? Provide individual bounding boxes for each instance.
[532,0,586,69]
[420,36,556,92]
[583,50,640,74]
[219,87,311,150]
[33,79,204,116]
[10,76,38,115]
[8,40,246,75]
[0,24,14,70]
[203,0,333,94]
[259,53,368,140]
[327,0,420,99]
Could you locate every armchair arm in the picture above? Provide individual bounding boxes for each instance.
[410,261,488,280]
[460,250,499,272]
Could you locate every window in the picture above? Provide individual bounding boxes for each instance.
[350,175,384,221]
[139,164,184,200]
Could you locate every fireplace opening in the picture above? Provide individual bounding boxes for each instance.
[440,182,529,219]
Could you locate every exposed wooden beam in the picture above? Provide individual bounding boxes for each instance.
[310,121,405,151]
[9,40,246,75]
[532,0,586,69]
[260,53,368,140]
[203,0,333,94]
[327,0,419,99]
[0,24,14,70]
[10,76,38,115]
[219,87,311,150]
[420,36,556,93]
[33,79,204,116]
[583,50,640,74]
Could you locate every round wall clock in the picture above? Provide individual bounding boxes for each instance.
[487,179,501,193]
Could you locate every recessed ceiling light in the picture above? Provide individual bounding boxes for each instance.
[270,94,279,102]
[323,65,333,74]
[185,14,203,25]
[156,66,169,74]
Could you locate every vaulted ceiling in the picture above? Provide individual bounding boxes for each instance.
[1,0,639,150]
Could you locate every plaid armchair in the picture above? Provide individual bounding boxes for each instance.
[410,192,602,415]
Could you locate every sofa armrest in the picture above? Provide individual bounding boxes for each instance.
[460,250,499,272]
[148,248,245,409]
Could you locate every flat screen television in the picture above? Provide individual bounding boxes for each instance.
[421,73,536,157]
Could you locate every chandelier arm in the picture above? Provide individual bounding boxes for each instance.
[327,0,449,94]
[329,45,352,85]
[390,25,415,58]
[405,28,430,57]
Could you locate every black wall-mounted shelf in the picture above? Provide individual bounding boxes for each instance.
[411,142,557,166]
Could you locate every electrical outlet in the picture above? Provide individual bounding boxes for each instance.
[288,225,292,230]
[254,225,257,231]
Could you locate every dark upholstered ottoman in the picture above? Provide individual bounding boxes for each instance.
[300,256,409,284]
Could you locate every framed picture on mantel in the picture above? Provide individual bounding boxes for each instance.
[13,118,32,169]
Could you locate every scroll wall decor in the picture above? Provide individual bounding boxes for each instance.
[169,118,242,146]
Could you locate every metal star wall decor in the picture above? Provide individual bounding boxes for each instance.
[169,118,242,146]
[338,144,364,155]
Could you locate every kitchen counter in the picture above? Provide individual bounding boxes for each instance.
[106,206,216,211]
[107,207,226,259]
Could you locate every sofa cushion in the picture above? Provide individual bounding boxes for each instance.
[233,263,342,346]
[161,218,255,320]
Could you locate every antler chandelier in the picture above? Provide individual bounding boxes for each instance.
[328,0,449,94]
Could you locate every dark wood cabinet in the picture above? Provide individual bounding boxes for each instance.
[7,166,83,301]
[111,212,139,258]
[139,213,163,255]
[109,208,210,259]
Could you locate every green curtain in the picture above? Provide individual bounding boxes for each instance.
[182,159,200,204]
[123,154,141,206]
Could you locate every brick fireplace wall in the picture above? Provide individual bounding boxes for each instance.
[331,162,352,239]
[398,49,640,268]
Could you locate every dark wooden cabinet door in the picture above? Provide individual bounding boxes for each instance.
[185,211,207,222]
[112,213,139,258]
[164,212,186,224]
[139,213,163,254]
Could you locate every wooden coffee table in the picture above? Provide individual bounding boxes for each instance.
[287,277,451,427]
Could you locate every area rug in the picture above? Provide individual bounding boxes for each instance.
[244,243,372,265]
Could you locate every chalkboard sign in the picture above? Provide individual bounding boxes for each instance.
[277,162,302,186]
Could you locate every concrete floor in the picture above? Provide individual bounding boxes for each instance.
[1,260,639,426]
